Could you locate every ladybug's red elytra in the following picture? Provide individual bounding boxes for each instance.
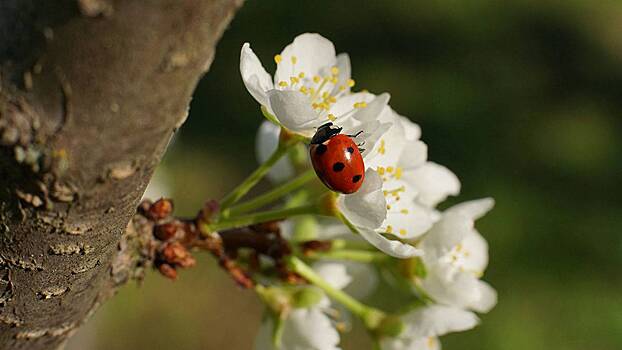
[309,122,365,194]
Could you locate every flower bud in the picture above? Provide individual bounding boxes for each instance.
[291,287,324,309]
[154,222,178,241]
[161,242,192,266]
[158,263,177,280]
[147,198,173,220]
[375,315,405,338]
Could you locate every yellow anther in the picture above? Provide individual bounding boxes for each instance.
[400,209,409,214]
[290,76,300,84]
[386,225,393,233]
[427,337,436,349]
[322,91,329,99]
[399,229,407,236]
[387,166,394,173]
[313,76,321,83]
[278,81,288,87]
[378,140,386,155]
[274,54,283,64]
[312,103,319,109]
[330,76,338,84]
[339,85,346,91]
[383,190,388,196]
[377,166,385,175]
[347,79,355,87]
[298,72,305,78]
[309,88,316,95]
[291,56,298,64]
[299,86,309,94]
[395,167,403,179]
[386,205,392,210]
[331,66,339,75]
[396,196,401,201]
[327,114,336,121]
[329,96,337,103]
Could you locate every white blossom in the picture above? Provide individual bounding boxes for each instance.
[254,263,351,350]
[381,305,479,350]
[418,198,497,313]
[256,121,296,183]
[241,33,389,152]
[337,108,460,258]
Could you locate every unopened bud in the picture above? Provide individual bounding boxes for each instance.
[148,198,174,220]
[158,263,177,280]
[154,222,178,241]
[161,242,191,265]
[292,287,323,308]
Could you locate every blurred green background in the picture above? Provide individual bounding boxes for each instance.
[67,1,622,349]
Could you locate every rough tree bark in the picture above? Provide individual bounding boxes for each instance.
[0,1,242,349]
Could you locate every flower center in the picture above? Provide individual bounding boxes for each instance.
[439,244,482,277]
[273,54,365,124]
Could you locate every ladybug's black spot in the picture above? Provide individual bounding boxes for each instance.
[315,144,328,156]
[352,175,362,183]
[347,147,355,153]
[332,162,345,172]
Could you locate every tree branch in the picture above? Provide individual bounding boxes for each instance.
[0,1,242,349]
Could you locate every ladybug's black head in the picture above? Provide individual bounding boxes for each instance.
[310,122,342,144]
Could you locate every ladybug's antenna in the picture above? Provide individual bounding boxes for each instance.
[347,130,364,138]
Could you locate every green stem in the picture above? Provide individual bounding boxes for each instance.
[288,256,386,330]
[331,239,376,251]
[220,143,290,210]
[306,249,391,264]
[228,170,316,216]
[206,204,321,232]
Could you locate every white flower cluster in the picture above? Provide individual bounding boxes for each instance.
[242,33,496,350]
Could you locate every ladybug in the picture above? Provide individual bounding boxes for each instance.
[309,122,365,194]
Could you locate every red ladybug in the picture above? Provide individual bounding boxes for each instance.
[309,122,365,194]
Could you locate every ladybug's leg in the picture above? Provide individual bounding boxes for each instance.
[347,130,364,138]
[358,148,366,153]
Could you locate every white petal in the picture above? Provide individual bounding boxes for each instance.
[471,280,498,313]
[256,121,295,183]
[421,212,473,263]
[241,43,274,107]
[420,264,496,313]
[403,162,461,208]
[398,115,422,141]
[364,118,407,170]
[341,261,378,299]
[352,93,390,123]
[381,336,440,350]
[398,140,428,170]
[460,230,489,274]
[330,53,352,95]
[275,33,337,85]
[313,261,352,290]
[346,120,391,160]
[445,198,494,221]
[268,89,318,135]
[337,169,387,229]
[328,91,375,125]
[382,201,436,239]
[358,227,423,258]
[402,305,479,339]
[255,308,342,350]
